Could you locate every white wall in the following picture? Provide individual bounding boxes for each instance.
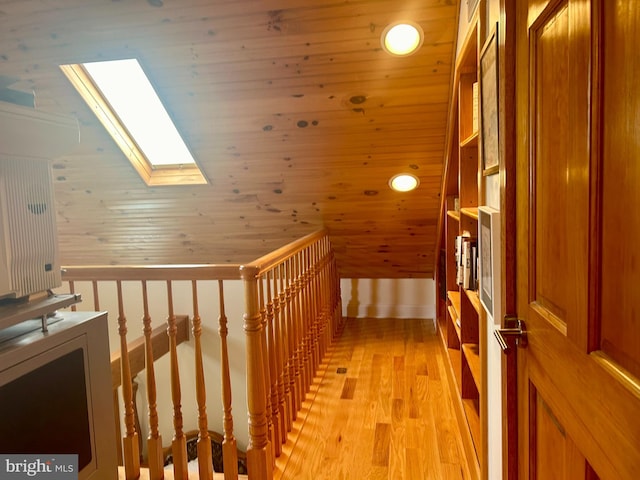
[481,1,503,479]
[340,278,436,322]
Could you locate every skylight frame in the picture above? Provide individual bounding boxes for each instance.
[60,60,208,186]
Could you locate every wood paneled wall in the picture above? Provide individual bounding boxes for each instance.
[0,0,459,278]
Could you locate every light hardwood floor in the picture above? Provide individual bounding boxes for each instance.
[274,317,472,480]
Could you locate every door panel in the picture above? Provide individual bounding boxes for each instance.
[515,0,640,479]
[530,0,590,346]
[532,0,571,328]
[600,0,640,380]
[531,386,588,480]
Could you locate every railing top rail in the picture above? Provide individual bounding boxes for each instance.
[241,229,328,277]
[61,264,243,282]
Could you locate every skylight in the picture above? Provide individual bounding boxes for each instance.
[60,59,207,186]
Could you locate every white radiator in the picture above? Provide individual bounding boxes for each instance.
[0,157,61,299]
[0,101,78,300]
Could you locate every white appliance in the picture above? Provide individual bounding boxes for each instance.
[0,102,78,299]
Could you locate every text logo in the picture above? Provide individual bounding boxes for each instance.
[0,455,77,480]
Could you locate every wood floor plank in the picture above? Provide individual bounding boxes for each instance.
[389,419,407,479]
[392,398,404,424]
[441,463,465,480]
[418,394,446,480]
[372,422,391,466]
[340,377,357,399]
[406,447,425,479]
[274,317,474,480]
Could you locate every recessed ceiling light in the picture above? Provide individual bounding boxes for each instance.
[381,22,424,56]
[389,173,420,192]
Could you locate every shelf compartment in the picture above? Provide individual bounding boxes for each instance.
[459,147,479,209]
[458,72,478,142]
[462,343,481,392]
[447,306,462,344]
[448,347,462,391]
[446,215,460,291]
[464,288,481,314]
[460,291,479,345]
[447,290,461,318]
[462,397,481,459]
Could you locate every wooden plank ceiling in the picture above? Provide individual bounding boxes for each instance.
[0,0,457,278]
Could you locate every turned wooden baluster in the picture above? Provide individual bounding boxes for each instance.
[217,280,238,480]
[268,270,287,446]
[298,252,312,392]
[276,265,293,432]
[241,266,273,480]
[311,244,323,368]
[313,243,325,367]
[309,241,328,358]
[320,244,332,356]
[68,280,77,311]
[329,242,344,336]
[263,273,282,456]
[257,277,275,465]
[191,281,214,480]
[141,281,164,480]
[334,244,345,334]
[310,242,323,363]
[304,248,318,383]
[285,259,301,416]
[166,281,188,480]
[326,246,335,349]
[328,241,340,344]
[116,280,140,480]
[323,238,337,340]
[92,280,100,311]
[295,256,307,405]
[305,248,316,375]
[289,256,304,401]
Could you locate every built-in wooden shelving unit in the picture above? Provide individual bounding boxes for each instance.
[435,11,484,479]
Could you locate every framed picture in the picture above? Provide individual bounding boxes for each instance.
[478,206,501,323]
[480,23,499,176]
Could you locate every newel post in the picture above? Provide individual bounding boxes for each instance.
[241,265,274,480]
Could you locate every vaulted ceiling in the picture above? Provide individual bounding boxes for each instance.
[0,0,458,278]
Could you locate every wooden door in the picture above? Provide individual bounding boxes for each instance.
[513,0,640,479]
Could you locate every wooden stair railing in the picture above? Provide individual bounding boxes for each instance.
[61,230,343,480]
[239,231,345,479]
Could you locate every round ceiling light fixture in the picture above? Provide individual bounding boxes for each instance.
[381,22,424,56]
[389,173,420,192]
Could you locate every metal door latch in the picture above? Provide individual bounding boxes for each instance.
[494,316,527,353]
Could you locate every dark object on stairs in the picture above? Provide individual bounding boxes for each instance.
[162,430,248,475]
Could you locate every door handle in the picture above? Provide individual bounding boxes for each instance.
[494,316,527,353]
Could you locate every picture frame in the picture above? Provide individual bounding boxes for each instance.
[480,23,499,176]
[478,206,501,323]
